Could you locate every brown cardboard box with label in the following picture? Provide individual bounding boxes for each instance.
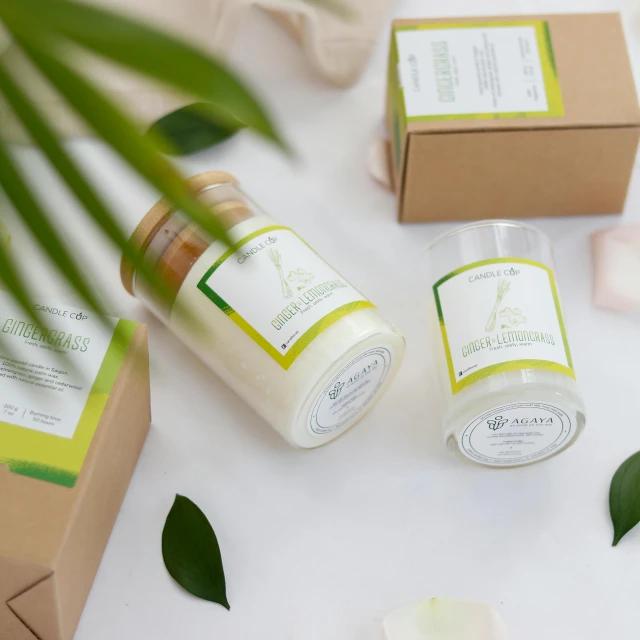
[0,304,150,640]
[386,13,640,222]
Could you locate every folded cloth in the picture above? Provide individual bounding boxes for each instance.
[263,0,395,87]
[0,0,395,142]
[592,226,640,313]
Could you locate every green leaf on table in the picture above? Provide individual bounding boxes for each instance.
[162,495,230,608]
[148,103,242,156]
[610,450,640,546]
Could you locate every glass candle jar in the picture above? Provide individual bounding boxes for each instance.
[425,220,586,467]
[121,172,405,448]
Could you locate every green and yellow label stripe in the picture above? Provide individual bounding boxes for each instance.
[0,319,137,487]
[393,20,563,122]
[197,227,374,370]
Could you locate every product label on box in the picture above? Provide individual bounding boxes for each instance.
[198,226,374,370]
[308,345,393,436]
[433,258,574,394]
[458,402,577,466]
[395,21,563,120]
[0,291,136,487]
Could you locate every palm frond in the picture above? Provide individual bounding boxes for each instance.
[0,141,106,315]
[0,0,286,147]
[0,62,172,304]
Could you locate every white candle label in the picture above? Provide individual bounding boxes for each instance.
[308,345,393,436]
[0,291,137,487]
[198,226,375,370]
[395,21,563,119]
[433,258,574,394]
[458,402,577,466]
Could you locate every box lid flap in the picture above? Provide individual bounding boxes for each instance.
[8,574,61,640]
[0,554,52,640]
[393,13,640,133]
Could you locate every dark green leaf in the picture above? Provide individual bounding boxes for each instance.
[0,142,105,316]
[0,0,287,149]
[148,103,241,156]
[18,41,231,248]
[162,495,230,608]
[0,62,171,303]
[610,450,640,546]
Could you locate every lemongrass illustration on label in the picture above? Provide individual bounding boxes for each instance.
[485,279,511,332]
[267,248,293,299]
[288,267,315,290]
[499,306,527,328]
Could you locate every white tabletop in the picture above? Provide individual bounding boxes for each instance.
[8,1,640,638]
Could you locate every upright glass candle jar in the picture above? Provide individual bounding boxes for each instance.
[425,220,586,467]
[121,172,405,448]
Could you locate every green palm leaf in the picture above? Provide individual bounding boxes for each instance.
[0,238,40,328]
[18,40,232,250]
[0,0,285,147]
[0,62,171,303]
[0,0,344,327]
[0,141,106,316]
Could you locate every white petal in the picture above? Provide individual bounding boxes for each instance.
[592,226,640,313]
[367,139,393,191]
[383,597,509,640]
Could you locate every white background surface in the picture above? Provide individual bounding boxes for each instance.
[5,1,640,638]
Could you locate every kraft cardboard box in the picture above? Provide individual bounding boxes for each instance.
[0,295,150,640]
[386,13,640,222]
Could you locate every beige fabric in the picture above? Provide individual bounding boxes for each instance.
[0,0,395,141]
[263,0,395,87]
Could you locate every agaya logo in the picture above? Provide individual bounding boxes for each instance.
[487,415,508,431]
[329,382,344,400]
[487,414,554,430]
[345,359,379,388]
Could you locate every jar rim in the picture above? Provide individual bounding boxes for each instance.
[120,171,237,295]
[426,219,550,253]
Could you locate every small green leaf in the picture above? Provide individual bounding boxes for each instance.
[162,495,230,608]
[148,103,241,156]
[610,450,640,546]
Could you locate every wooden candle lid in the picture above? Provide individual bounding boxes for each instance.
[120,171,238,295]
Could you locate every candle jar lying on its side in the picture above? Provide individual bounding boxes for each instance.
[121,172,405,448]
[425,220,586,468]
